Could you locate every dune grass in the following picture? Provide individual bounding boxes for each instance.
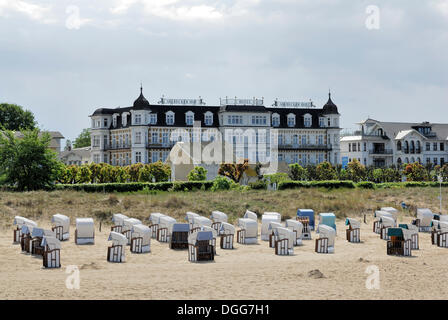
[0,187,445,228]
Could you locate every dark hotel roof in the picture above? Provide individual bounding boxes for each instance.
[91,88,339,129]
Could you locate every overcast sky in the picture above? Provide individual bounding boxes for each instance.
[1,0,447,142]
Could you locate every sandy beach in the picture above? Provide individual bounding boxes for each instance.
[1,215,447,300]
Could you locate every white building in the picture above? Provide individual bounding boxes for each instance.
[59,147,92,166]
[89,87,341,167]
[341,118,448,167]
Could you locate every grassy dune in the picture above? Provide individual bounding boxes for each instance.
[0,187,445,228]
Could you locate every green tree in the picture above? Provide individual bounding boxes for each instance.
[73,128,91,148]
[76,165,92,183]
[187,166,208,181]
[289,163,307,181]
[0,103,36,131]
[218,159,249,183]
[346,159,367,182]
[0,129,61,190]
[403,162,428,181]
[316,161,337,180]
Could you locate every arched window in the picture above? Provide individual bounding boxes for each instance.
[416,141,421,153]
[417,157,421,163]
[397,141,402,151]
[397,157,402,165]
[303,114,312,127]
[405,157,409,164]
[185,111,194,126]
[166,111,175,125]
[272,113,280,127]
[287,113,296,127]
[204,111,213,126]
[411,157,415,163]
[410,141,415,153]
[404,141,409,153]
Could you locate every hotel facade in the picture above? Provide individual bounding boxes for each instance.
[89,88,341,167]
[340,118,448,168]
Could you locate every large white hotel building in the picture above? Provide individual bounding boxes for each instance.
[89,87,341,166]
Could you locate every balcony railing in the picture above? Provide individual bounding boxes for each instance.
[400,148,422,154]
[105,143,131,150]
[369,149,393,155]
[147,142,176,149]
[278,143,332,151]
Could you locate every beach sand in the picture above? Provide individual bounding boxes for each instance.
[1,216,447,300]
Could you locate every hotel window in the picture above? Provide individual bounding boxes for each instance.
[304,114,312,127]
[152,132,158,144]
[272,114,280,127]
[228,115,243,125]
[166,112,175,125]
[434,158,438,165]
[152,152,159,163]
[135,114,141,125]
[162,132,169,144]
[149,114,157,125]
[93,154,100,163]
[426,142,431,151]
[318,153,324,163]
[205,113,213,126]
[135,152,142,163]
[319,117,325,127]
[96,120,101,128]
[185,111,194,125]
[278,154,284,162]
[103,135,108,149]
[441,143,445,151]
[162,151,169,162]
[103,154,108,164]
[433,143,438,151]
[318,135,323,145]
[251,115,267,125]
[278,134,284,145]
[287,114,295,127]
[302,135,307,145]
[113,117,117,127]
[349,144,351,152]
[364,142,367,152]
[103,118,108,127]
[93,136,100,147]
[135,132,141,144]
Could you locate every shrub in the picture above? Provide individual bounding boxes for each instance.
[211,176,236,191]
[316,162,337,180]
[187,166,208,181]
[218,159,249,183]
[263,173,289,185]
[248,180,267,190]
[289,163,307,181]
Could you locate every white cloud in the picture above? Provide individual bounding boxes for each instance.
[431,0,448,17]
[0,0,53,23]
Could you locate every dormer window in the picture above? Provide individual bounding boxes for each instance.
[185,111,194,126]
[204,112,213,126]
[166,111,175,125]
[103,118,108,127]
[149,113,157,125]
[113,117,117,128]
[304,114,312,127]
[272,113,280,127]
[319,117,325,127]
[287,114,296,127]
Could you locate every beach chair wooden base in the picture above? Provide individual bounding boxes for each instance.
[380,227,390,240]
[170,231,189,250]
[211,222,222,235]
[437,232,448,248]
[275,238,292,255]
[315,238,329,253]
[157,227,169,242]
[237,229,246,244]
[387,239,411,256]
[52,226,64,241]
[43,248,60,268]
[31,238,44,256]
[346,228,360,243]
[373,221,381,234]
[220,234,234,249]
[431,231,438,245]
[107,244,124,262]
[130,237,147,253]
[148,224,158,239]
[111,225,123,233]
[14,228,21,244]
[411,233,419,250]
[21,234,31,252]
[269,233,276,248]
[188,242,214,262]
[298,218,312,240]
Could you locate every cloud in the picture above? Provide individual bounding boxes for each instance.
[0,0,53,23]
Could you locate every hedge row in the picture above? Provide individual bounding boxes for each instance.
[51,181,214,193]
[278,180,448,190]
[46,180,448,193]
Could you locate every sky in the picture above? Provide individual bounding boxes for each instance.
[0,0,447,143]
